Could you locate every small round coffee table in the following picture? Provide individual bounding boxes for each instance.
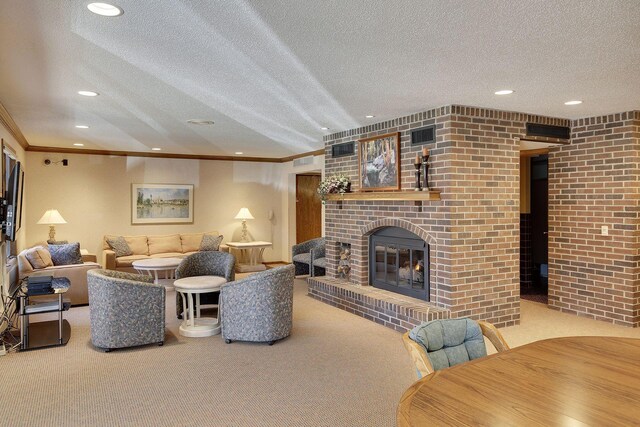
[173,275,227,337]
[132,257,183,291]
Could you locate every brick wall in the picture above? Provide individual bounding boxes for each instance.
[323,105,569,327]
[548,111,640,327]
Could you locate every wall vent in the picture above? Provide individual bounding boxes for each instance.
[526,123,570,140]
[411,125,436,146]
[293,155,314,167]
[331,142,355,158]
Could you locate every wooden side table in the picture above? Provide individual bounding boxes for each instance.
[226,241,272,273]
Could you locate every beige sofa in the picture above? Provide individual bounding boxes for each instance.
[18,248,101,306]
[103,232,227,273]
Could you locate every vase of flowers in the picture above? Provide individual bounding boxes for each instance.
[317,173,351,202]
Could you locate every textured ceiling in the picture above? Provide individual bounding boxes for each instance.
[0,0,639,156]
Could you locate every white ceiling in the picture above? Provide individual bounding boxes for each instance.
[0,0,639,157]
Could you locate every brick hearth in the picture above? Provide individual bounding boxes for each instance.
[307,277,449,332]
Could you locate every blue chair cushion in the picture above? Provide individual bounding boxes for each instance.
[409,319,487,371]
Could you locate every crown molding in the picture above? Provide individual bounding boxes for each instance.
[26,145,325,163]
[0,100,29,149]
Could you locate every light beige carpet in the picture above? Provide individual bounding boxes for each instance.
[2,281,639,427]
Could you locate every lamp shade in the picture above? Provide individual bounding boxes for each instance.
[234,208,254,220]
[37,209,67,225]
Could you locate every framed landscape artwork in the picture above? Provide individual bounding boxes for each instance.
[132,183,194,224]
[358,132,401,191]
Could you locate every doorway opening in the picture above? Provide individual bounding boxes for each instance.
[295,173,322,244]
[520,153,548,304]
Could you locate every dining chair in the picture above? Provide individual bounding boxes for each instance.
[402,318,509,378]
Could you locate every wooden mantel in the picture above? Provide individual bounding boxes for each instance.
[325,190,441,202]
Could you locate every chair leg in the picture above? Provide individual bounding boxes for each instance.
[268,341,275,346]
[158,342,164,346]
[225,339,232,344]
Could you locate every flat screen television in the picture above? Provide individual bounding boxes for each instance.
[3,161,24,242]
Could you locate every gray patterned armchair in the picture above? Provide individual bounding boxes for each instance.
[87,269,165,352]
[175,251,236,318]
[221,264,294,345]
[292,237,325,276]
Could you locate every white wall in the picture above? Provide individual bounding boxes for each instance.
[25,152,285,263]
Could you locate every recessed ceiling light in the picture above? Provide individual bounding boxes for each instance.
[73,143,84,147]
[78,90,99,97]
[365,115,375,118]
[494,89,514,95]
[187,119,215,126]
[235,152,244,155]
[87,3,123,17]
[320,127,329,130]
[75,125,89,129]
[564,100,583,105]
[151,147,162,151]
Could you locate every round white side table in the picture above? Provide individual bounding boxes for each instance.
[173,275,227,337]
[132,257,183,291]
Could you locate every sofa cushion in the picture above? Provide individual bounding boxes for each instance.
[148,234,182,255]
[126,235,149,255]
[180,233,204,253]
[115,254,151,268]
[200,234,223,251]
[153,252,186,259]
[49,242,83,266]
[106,236,133,257]
[104,234,148,255]
[24,246,54,269]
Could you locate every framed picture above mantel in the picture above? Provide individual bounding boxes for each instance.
[132,183,194,224]
[358,132,400,191]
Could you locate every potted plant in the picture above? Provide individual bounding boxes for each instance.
[317,173,351,202]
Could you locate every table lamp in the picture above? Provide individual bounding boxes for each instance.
[234,207,254,242]
[37,209,67,241]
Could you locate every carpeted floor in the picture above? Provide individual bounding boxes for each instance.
[2,280,640,426]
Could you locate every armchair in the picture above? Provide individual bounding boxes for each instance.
[220,264,294,345]
[310,244,326,277]
[87,269,165,352]
[175,251,235,318]
[292,237,325,276]
[402,318,510,378]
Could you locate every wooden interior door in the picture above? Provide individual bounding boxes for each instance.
[296,174,322,243]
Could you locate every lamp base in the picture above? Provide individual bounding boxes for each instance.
[48,225,56,241]
[240,220,249,242]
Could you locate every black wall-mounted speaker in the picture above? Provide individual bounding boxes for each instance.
[332,142,355,157]
[526,123,570,140]
[411,125,436,146]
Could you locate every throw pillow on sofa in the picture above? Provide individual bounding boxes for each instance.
[106,236,133,257]
[24,246,54,269]
[49,242,83,266]
[200,234,223,251]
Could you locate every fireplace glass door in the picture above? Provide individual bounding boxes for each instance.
[370,227,429,300]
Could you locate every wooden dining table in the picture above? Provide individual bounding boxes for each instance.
[397,336,640,426]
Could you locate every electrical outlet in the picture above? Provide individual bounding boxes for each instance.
[601,225,609,236]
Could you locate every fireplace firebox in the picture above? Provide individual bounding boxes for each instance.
[369,227,430,300]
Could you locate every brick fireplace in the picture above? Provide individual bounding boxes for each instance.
[309,105,573,330]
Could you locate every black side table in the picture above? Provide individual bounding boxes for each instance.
[19,277,71,351]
